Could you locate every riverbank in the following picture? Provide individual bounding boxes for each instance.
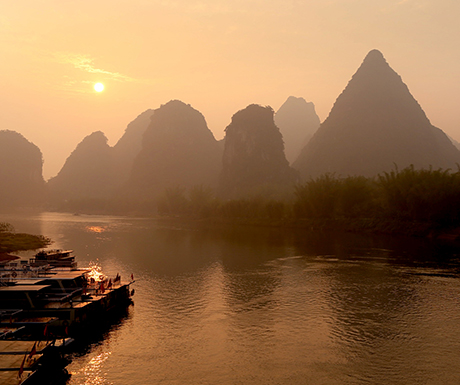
[154,215,460,243]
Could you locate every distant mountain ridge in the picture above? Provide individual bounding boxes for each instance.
[11,49,458,214]
[275,96,321,164]
[293,50,460,179]
[47,110,154,207]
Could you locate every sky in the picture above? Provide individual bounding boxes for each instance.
[1,0,459,179]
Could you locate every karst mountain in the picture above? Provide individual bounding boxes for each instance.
[128,100,223,199]
[47,131,116,204]
[274,96,321,164]
[0,130,46,210]
[219,104,297,198]
[112,109,155,184]
[47,110,153,208]
[292,50,460,179]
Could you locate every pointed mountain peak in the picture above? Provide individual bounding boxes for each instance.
[350,50,395,81]
[77,131,109,149]
[363,49,385,62]
[333,49,405,105]
[285,96,308,105]
[357,49,391,73]
[292,51,460,178]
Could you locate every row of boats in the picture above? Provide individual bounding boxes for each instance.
[0,249,135,384]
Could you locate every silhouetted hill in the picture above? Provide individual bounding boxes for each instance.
[47,110,155,211]
[113,109,154,182]
[293,50,460,179]
[47,131,116,203]
[128,100,222,199]
[274,96,321,164]
[0,130,45,210]
[219,104,298,198]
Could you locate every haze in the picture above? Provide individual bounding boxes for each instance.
[1,0,459,179]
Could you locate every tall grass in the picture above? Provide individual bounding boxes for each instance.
[293,174,376,219]
[293,174,340,218]
[291,166,460,228]
[377,166,460,226]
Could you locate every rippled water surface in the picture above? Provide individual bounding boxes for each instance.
[5,212,460,384]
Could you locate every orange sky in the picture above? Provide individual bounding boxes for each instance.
[1,0,459,179]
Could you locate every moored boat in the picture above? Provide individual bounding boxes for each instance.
[0,248,135,382]
[29,249,77,269]
[0,249,135,338]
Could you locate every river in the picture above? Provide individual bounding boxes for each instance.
[3,212,460,384]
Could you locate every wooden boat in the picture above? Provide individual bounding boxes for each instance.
[0,248,135,338]
[1,249,77,284]
[0,249,135,383]
[0,339,72,385]
[29,249,77,269]
[0,271,134,338]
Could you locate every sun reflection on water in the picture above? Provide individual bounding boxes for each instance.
[86,226,105,233]
[87,261,106,282]
[70,351,112,385]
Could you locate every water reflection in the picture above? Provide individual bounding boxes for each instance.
[3,213,460,384]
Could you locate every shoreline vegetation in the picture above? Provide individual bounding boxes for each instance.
[0,222,52,253]
[40,166,460,243]
[154,216,457,241]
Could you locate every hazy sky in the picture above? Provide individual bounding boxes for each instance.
[1,0,459,179]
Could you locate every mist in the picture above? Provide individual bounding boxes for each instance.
[0,0,459,179]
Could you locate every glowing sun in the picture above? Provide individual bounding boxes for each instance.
[94,82,104,92]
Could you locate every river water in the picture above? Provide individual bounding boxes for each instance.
[4,212,460,384]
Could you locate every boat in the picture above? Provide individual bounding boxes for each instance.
[0,338,71,385]
[0,248,135,382]
[29,249,77,269]
[0,248,135,337]
[1,249,77,284]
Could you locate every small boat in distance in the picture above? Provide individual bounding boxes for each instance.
[29,249,77,269]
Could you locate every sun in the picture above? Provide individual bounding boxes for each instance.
[94,82,104,92]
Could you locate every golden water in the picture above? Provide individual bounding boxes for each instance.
[5,213,460,384]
